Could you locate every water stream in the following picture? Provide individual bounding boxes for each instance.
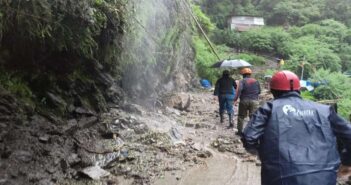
[120,0,196,106]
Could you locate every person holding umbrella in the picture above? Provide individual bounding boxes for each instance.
[213,70,237,128]
[235,67,261,135]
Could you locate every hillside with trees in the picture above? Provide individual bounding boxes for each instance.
[193,0,351,118]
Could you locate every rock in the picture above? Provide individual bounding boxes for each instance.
[218,146,226,153]
[191,143,202,151]
[107,84,123,103]
[46,92,67,108]
[81,166,110,180]
[185,123,194,128]
[0,131,7,142]
[46,166,56,174]
[38,179,55,185]
[196,150,212,158]
[60,159,69,172]
[78,116,98,129]
[11,150,32,163]
[62,119,78,134]
[170,127,182,140]
[165,107,181,116]
[67,153,81,165]
[0,179,7,184]
[39,135,50,143]
[195,123,211,129]
[121,103,144,115]
[74,107,96,116]
[174,73,189,91]
[95,152,121,167]
[1,146,11,159]
[163,93,191,111]
[0,123,6,128]
[28,171,45,183]
[0,93,17,116]
[97,72,114,87]
[134,124,149,134]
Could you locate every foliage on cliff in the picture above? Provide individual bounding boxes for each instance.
[0,0,128,113]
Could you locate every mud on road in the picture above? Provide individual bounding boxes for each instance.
[1,89,350,185]
[152,90,261,185]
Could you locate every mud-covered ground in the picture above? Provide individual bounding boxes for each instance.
[1,88,350,185]
[0,87,261,185]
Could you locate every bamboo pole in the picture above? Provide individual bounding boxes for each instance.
[182,0,221,61]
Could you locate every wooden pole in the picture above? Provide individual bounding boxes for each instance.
[182,0,221,61]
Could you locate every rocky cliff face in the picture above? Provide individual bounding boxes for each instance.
[120,0,196,106]
[0,1,197,184]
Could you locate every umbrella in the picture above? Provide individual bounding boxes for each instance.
[211,59,252,68]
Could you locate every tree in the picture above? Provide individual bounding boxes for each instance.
[311,69,351,118]
[286,36,341,78]
[241,28,273,53]
[264,0,322,26]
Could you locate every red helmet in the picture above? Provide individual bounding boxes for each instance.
[270,70,300,91]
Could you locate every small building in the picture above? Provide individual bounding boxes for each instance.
[227,16,264,31]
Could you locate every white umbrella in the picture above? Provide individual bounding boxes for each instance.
[211,59,252,68]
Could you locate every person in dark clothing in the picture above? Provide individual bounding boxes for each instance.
[242,70,351,185]
[214,70,237,128]
[235,68,260,135]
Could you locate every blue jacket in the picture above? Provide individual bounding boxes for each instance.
[243,91,351,185]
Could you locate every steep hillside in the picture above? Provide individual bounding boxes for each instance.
[0,0,198,184]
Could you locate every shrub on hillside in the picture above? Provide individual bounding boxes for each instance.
[311,69,351,118]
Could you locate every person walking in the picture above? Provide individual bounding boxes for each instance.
[214,70,237,128]
[242,70,351,185]
[235,68,260,135]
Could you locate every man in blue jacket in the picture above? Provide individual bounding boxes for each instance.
[214,70,237,128]
[242,70,351,185]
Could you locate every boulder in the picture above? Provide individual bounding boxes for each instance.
[81,166,110,180]
[121,103,144,115]
[163,93,191,111]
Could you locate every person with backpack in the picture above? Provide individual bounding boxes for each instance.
[242,70,351,185]
[234,68,261,135]
[214,70,237,128]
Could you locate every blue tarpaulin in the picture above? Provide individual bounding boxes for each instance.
[300,80,327,91]
[200,79,212,89]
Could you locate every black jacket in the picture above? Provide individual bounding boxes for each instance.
[243,91,351,185]
[214,76,237,96]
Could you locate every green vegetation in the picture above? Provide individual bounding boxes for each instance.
[310,69,351,117]
[194,0,351,118]
[0,70,32,99]
[0,0,128,113]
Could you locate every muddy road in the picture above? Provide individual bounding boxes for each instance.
[151,90,262,185]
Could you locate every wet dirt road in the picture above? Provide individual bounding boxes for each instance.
[176,150,260,185]
[153,91,261,185]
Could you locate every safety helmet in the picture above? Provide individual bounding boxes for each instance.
[270,70,300,91]
[240,68,252,75]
